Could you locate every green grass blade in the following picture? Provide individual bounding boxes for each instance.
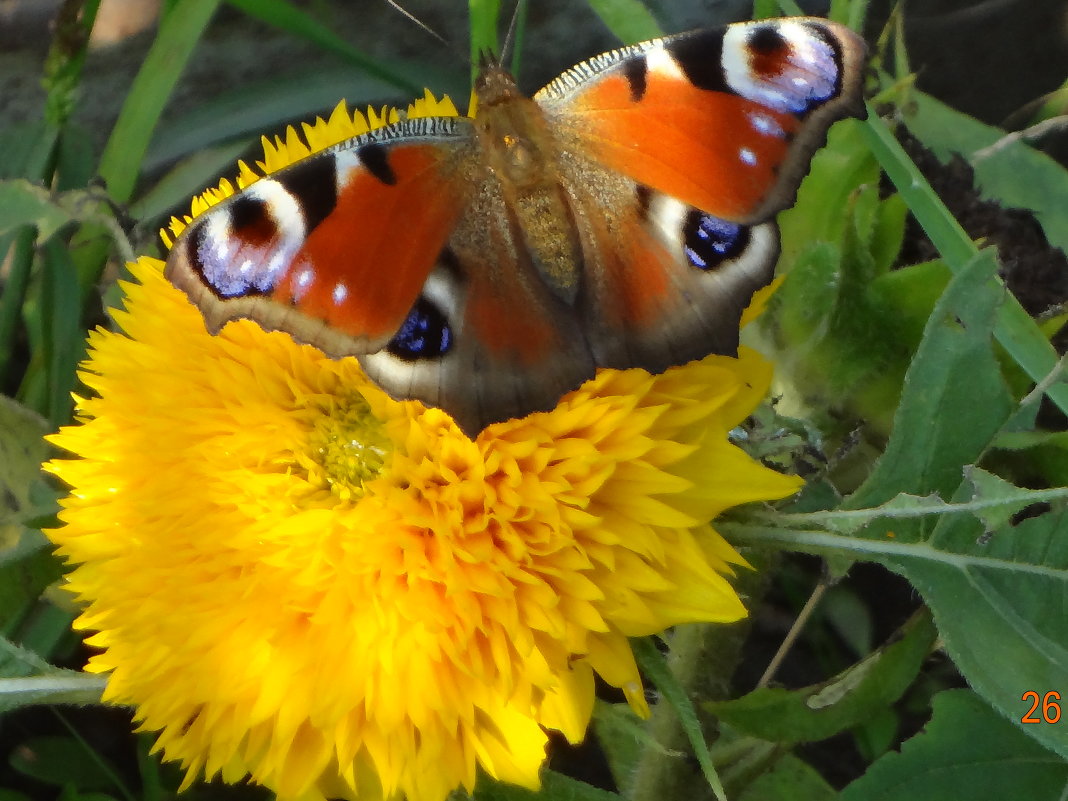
[861,104,1068,418]
[0,230,38,384]
[632,637,727,801]
[40,239,83,428]
[751,0,778,19]
[224,0,420,95]
[97,0,221,205]
[131,139,255,230]
[584,0,663,43]
[830,0,869,27]
[141,65,419,174]
[68,0,220,305]
[469,0,502,72]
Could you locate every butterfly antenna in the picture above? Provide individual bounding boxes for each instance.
[500,0,526,67]
[382,0,454,53]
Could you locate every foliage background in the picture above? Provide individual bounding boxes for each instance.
[1,0,1068,800]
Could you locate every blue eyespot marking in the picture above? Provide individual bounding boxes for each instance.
[387,297,452,360]
[684,213,748,270]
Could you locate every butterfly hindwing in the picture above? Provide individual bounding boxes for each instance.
[536,17,864,375]
[360,180,597,435]
[556,156,779,370]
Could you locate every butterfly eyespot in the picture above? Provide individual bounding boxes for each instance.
[387,296,453,361]
[228,195,275,243]
[746,25,788,56]
[683,212,748,270]
[190,221,271,300]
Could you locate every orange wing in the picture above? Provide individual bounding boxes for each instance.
[165,118,472,358]
[538,17,866,222]
[534,18,866,375]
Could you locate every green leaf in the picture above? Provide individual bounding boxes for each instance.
[822,583,874,657]
[9,735,122,792]
[632,637,726,801]
[70,0,221,306]
[863,105,1068,420]
[751,0,779,19]
[725,248,1068,756]
[736,754,838,801]
[140,65,447,175]
[0,228,34,385]
[847,249,1013,511]
[473,770,619,800]
[593,700,662,792]
[224,0,419,95]
[903,91,1068,254]
[888,490,1068,759]
[0,530,64,640]
[40,239,85,427]
[0,122,60,182]
[707,611,936,744]
[0,180,73,242]
[780,120,879,264]
[96,0,221,206]
[865,261,951,356]
[0,395,52,529]
[583,0,663,43]
[748,484,1068,543]
[55,123,97,192]
[0,638,106,711]
[768,119,915,431]
[841,690,1068,801]
[131,139,256,231]
[961,465,1045,533]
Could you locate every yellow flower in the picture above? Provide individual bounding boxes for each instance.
[45,95,802,801]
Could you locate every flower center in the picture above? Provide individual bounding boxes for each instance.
[306,392,392,500]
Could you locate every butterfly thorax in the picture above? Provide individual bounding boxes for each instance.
[473,63,583,303]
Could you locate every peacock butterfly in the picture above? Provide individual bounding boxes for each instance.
[165,17,867,436]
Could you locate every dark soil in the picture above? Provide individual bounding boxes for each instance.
[896,133,1068,319]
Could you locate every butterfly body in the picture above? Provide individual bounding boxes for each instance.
[165,17,866,436]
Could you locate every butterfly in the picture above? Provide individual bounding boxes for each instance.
[165,17,866,437]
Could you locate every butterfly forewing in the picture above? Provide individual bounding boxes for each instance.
[537,18,866,222]
[165,118,474,358]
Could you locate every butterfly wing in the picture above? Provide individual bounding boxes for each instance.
[165,118,474,359]
[166,115,597,435]
[536,17,866,368]
[359,173,597,436]
[567,162,781,372]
